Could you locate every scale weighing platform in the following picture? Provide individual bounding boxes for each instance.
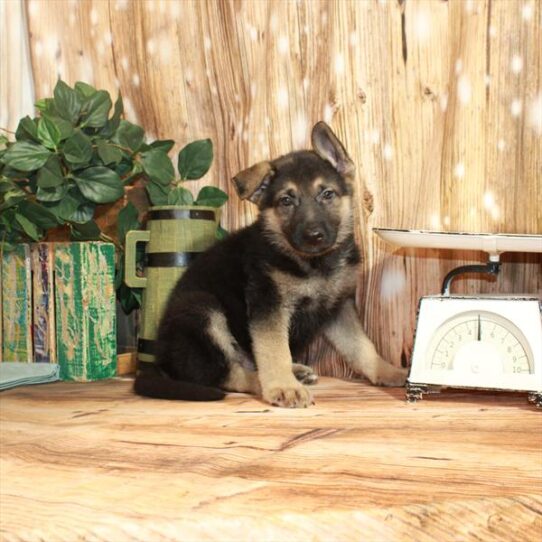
[374,229,542,408]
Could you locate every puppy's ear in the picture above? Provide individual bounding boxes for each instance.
[232,161,275,205]
[311,121,355,179]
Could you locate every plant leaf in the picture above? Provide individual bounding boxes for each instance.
[177,138,213,180]
[15,213,41,241]
[53,80,82,124]
[70,202,96,224]
[141,149,174,186]
[146,181,170,205]
[74,81,97,99]
[73,166,124,203]
[44,186,81,221]
[113,120,144,152]
[150,139,175,153]
[71,220,101,241]
[117,201,140,243]
[15,116,39,142]
[62,130,93,165]
[36,183,68,202]
[96,139,122,165]
[194,186,228,207]
[37,154,64,187]
[18,200,60,230]
[216,225,229,240]
[1,141,51,171]
[80,90,112,128]
[41,114,74,141]
[37,116,61,150]
[167,186,194,205]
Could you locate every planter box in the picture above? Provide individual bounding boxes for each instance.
[1,242,117,381]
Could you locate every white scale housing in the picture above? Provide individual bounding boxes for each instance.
[374,228,542,407]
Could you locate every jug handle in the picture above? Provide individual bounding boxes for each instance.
[125,230,150,288]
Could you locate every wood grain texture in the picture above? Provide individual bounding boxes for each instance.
[8,0,542,374]
[0,377,541,541]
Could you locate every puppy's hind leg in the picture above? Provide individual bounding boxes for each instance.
[323,299,407,387]
[207,310,261,395]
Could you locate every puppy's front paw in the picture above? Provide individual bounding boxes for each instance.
[366,358,408,387]
[292,363,318,385]
[263,383,314,408]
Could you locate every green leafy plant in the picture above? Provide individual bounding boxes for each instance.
[0,79,228,312]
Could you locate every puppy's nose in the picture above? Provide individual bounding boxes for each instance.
[303,228,325,244]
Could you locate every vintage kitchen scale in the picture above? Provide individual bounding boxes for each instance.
[374,228,542,408]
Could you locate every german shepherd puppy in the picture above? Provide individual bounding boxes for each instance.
[134,122,406,407]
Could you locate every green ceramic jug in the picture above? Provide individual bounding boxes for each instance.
[125,205,220,366]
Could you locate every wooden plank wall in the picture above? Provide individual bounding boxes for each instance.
[2,0,541,375]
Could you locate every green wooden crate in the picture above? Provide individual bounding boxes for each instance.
[54,242,117,381]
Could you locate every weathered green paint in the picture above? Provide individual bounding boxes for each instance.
[54,242,117,381]
[1,244,32,362]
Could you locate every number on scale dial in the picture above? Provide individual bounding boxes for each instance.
[427,311,533,376]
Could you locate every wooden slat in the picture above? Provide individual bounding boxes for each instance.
[1,244,32,362]
[54,242,117,381]
[31,243,56,363]
[0,378,540,541]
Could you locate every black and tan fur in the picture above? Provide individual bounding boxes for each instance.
[134,122,406,407]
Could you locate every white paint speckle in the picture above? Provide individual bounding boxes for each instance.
[443,216,451,227]
[454,162,465,179]
[511,99,522,117]
[292,113,308,149]
[250,83,257,98]
[490,205,500,221]
[277,86,289,108]
[302,77,309,92]
[303,25,309,35]
[28,0,39,17]
[234,94,240,104]
[121,56,129,71]
[465,0,474,13]
[114,77,120,89]
[90,8,98,26]
[335,53,345,75]
[522,2,534,21]
[204,36,212,51]
[383,144,393,161]
[511,54,523,74]
[115,0,129,11]
[265,117,271,128]
[147,39,156,55]
[429,213,441,230]
[484,74,492,87]
[414,10,431,42]
[211,85,218,96]
[527,92,542,135]
[483,191,495,210]
[185,67,193,84]
[104,32,113,46]
[132,74,140,87]
[455,59,463,75]
[249,25,258,42]
[380,267,406,301]
[277,35,289,54]
[457,75,472,105]
[258,132,265,144]
[170,2,181,19]
[370,130,380,145]
[439,93,448,112]
[497,139,506,151]
[323,103,334,124]
[349,32,358,47]
[489,25,497,38]
[270,14,278,31]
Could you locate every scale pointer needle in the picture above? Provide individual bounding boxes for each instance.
[477,314,481,341]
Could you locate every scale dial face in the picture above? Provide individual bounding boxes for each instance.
[408,297,542,392]
[427,310,534,377]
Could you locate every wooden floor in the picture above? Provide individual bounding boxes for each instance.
[0,377,541,542]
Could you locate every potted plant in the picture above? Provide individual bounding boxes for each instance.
[0,79,228,377]
[124,138,228,368]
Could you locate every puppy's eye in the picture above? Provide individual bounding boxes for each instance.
[279,195,293,207]
[322,189,336,200]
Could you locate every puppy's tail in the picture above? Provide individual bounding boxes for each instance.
[133,371,226,401]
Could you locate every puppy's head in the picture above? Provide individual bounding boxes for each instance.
[232,122,355,257]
